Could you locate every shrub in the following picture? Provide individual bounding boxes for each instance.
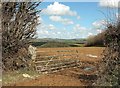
[93,21,120,86]
[2,2,41,70]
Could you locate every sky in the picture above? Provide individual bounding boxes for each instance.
[36,0,119,39]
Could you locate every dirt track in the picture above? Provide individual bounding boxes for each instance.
[6,47,104,86]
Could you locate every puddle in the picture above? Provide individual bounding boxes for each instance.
[79,66,97,81]
[83,66,94,71]
[80,66,95,71]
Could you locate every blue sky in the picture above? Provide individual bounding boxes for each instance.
[36,0,118,39]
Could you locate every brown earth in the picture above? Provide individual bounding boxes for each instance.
[4,47,104,86]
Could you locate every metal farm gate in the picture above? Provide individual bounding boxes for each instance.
[35,54,81,73]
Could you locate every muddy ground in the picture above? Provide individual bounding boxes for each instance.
[3,47,104,86]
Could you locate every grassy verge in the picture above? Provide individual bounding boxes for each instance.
[2,69,40,86]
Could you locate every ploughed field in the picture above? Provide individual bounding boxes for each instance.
[4,47,104,86]
[36,47,104,62]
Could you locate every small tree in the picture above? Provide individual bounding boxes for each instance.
[2,2,41,70]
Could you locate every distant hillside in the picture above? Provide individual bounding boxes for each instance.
[31,38,86,43]
[30,38,86,48]
[40,42,70,48]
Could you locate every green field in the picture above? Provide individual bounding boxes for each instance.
[31,38,86,48]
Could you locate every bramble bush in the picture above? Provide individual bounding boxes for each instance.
[2,2,41,70]
[93,20,120,86]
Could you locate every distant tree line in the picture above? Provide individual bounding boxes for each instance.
[85,30,106,47]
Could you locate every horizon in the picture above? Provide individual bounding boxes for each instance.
[35,37,87,40]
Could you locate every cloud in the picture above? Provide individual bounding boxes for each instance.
[77,16,80,20]
[37,30,49,35]
[36,20,102,39]
[36,18,102,39]
[37,23,56,31]
[92,20,107,28]
[97,29,102,33]
[49,24,56,30]
[36,17,43,25]
[57,32,61,34]
[88,32,94,36]
[49,16,74,25]
[37,23,97,39]
[37,23,89,39]
[42,2,77,16]
[99,0,120,8]
[73,24,87,30]
[72,24,92,38]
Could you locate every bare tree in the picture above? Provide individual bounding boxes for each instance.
[1,2,41,70]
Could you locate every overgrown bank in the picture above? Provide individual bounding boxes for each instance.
[2,2,41,70]
[93,22,120,86]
